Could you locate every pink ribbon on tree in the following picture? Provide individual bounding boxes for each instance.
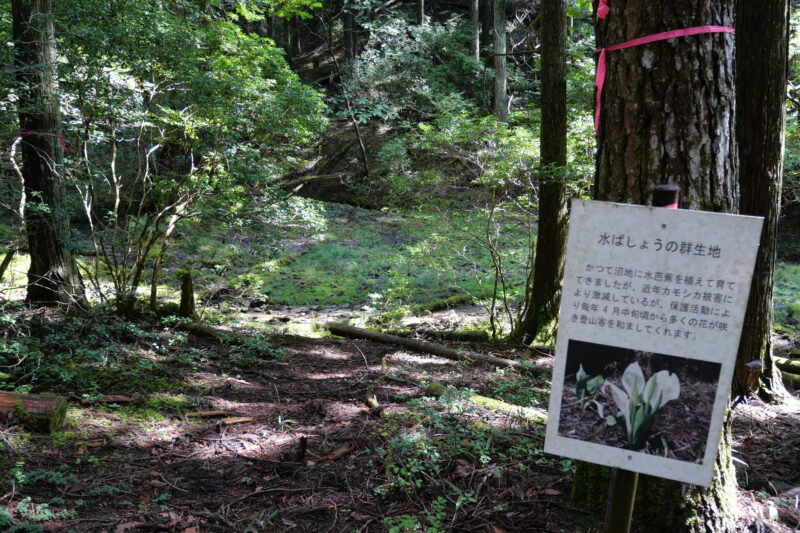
[594,25,734,134]
[21,129,66,149]
[597,0,610,19]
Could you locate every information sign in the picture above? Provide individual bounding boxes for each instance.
[544,199,763,486]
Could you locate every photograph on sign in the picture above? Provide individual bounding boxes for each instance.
[557,339,720,464]
[544,199,763,486]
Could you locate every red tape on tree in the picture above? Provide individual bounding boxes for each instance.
[594,26,734,135]
[21,130,66,149]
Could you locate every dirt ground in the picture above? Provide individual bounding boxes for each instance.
[1,318,799,532]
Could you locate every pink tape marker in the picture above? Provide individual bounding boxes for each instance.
[597,0,610,19]
[21,129,66,149]
[594,26,734,134]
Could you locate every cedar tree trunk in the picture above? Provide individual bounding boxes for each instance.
[512,0,568,345]
[734,0,789,401]
[13,0,85,307]
[493,0,507,121]
[575,1,739,531]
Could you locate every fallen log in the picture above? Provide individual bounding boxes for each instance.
[781,370,800,389]
[326,322,549,375]
[424,382,548,424]
[775,356,800,375]
[0,391,67,433]
[219,416,255,426]
[186,410,232,418]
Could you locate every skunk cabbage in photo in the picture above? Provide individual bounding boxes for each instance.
[607,362,681,449]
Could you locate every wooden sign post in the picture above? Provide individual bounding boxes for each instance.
[603,185,679,533]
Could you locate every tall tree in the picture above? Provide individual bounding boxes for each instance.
[12,0,85,306]
[511,0,568,344]
[734,0,789,401]
[574,1,739,530]
[492,0,507,121]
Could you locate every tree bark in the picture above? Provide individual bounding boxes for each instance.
[418,0,425,24]
[594,3,736,212]
[492,0,507,121]
[574,2,739,531]
[733,0,789,401]
[511,0,568,345]
[12,0,85,307]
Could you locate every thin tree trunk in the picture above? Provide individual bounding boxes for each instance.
[285,16,297,63]
[470,0,480,60]
[511,0,567,345]
[418,0,425,24]
[492,0,507,121]
[179,270,197,320]
[734,0,789,401]
[0,249,15,282]
[575,2,739,531]
[12,0,85,307]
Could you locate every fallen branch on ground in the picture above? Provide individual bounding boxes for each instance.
[186,410,233,418]
[325,322,548,375]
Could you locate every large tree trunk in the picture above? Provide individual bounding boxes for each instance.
[13,0,85,307]
[511,0,568,345]
[492,0,507,121]
[734,0,789,401]
[574,2,739,531]
[594,3,736,212]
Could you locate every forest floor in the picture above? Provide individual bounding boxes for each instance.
[0,303,798,533]
[1,200,800,532]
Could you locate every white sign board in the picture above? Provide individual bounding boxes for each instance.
[544,199,763,486]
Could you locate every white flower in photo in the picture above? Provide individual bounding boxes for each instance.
[606,362,681,449]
